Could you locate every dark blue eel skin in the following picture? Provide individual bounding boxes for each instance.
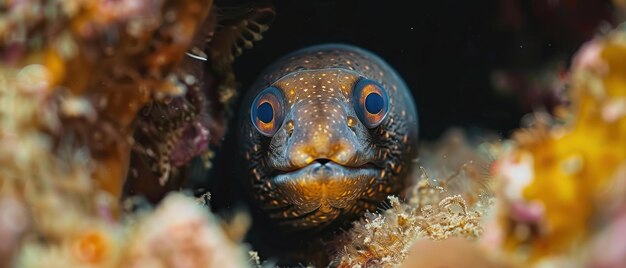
[235,44,418,263]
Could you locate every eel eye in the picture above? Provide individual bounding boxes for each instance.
[251,86,285,136]
[352,78,390,128]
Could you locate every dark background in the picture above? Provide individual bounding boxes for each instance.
[221,0,615,140]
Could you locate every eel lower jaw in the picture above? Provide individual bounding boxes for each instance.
[269,161,381,217]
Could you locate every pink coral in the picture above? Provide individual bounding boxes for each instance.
[122,194,248,268]
[0,195,30,267]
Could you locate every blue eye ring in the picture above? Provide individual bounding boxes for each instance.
[352,78,390,128]
[250,86,285,136]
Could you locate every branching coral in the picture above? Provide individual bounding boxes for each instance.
[330,131,496,267]
[331,192,484,268]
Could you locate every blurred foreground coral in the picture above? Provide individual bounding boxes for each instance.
[488,24,626,267]
[0,0,252,267]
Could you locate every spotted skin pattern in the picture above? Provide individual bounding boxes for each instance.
[239,44,418,231]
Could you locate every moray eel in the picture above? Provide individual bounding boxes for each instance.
[238,44,418,233]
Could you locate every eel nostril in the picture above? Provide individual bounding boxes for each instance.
[347,116,357,128]
[315,158,331,165]
[285,120,295,136]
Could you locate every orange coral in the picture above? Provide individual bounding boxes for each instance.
[72,229,112,264]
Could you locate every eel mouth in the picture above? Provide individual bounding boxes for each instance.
[270,160,381,218]
[271,159,380,177]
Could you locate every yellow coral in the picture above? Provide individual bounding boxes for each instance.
[496,28,626,262]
